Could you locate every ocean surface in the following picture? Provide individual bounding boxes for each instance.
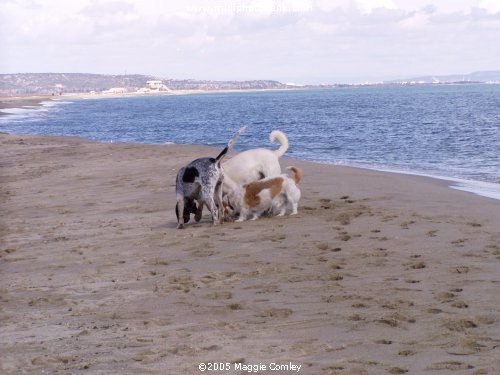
[1,85,499,200]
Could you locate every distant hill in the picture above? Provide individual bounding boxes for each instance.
[0,73,289,96]
[388,70,500,84]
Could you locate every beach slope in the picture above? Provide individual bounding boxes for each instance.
[0,134,499,374]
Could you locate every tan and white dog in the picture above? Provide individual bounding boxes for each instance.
[222,130,288,194]
[226,166,302,222]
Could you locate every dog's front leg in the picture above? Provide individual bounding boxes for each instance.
[235,208,248,222]
[195,201,204,222]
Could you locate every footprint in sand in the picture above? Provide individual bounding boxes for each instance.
[451,301,468,308]
[228,303,243,310]
[410,261,426,269]
[374,339,392,345]
[426,361,474,370]
[256,308,293,318]
[400,221,415,229]
[337,233,351,242]
[387,367,408,374]
[207,291,233,300]
[335,213,350,225]
[442,318,477,332]
[436,291,456,302]
[451,238,468,247]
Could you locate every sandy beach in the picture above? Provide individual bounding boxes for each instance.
[0,133,499,374]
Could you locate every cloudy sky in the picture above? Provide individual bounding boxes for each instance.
[1,0,499,83]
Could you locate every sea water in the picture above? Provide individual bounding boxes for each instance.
[1,85,499,199]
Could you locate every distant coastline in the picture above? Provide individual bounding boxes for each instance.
[1,70,500,98]
[2,80,500,116]
[1,85,499,201]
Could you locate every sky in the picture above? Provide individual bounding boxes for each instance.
[1,0,500,84]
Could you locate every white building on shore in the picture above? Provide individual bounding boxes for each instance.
[145,80,170,92]
[103,87,127,94]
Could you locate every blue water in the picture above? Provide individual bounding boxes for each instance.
[1,85,500,199]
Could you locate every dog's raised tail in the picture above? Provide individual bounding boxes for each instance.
[270,130,289,158]
[286,166,302,183]
[215,126,246,162]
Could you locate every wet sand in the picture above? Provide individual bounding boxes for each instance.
[0,133,499,374]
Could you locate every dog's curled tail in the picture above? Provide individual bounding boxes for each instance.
[286,166,302,183]
[270,130,289,158]
[215,126,246,162]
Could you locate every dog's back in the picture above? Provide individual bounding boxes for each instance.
[242,166,302,218]
[222,130,288,192]
[243,176,285,210]
[224,149,281,189]
[176,158,217,197]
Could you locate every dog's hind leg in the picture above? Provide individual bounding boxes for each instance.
[176,197,185,229]
[204,197,219,225]
[214,179,224,224]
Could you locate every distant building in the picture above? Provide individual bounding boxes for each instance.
[103,87,127,94]
[53,83,64,95]
[146,80,170,91]
[147,80,162,90]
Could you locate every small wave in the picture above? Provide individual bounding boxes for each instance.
[0,99,73,123]
[0,107,39,115]
[43,100,74,106]
[450,180,500,200]
[316,160,500,201]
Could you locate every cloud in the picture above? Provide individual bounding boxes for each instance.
[1,0,499,82]
[80,0,135,17]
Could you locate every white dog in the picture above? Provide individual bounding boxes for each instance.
[222,130,288,194]
[226,166,302,222]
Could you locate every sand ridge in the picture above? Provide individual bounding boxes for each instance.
[0,134,499,374]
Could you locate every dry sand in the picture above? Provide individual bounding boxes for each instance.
[0,133,499,374]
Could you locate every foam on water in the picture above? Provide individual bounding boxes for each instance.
[0,100,73,122]
[324,160,500,200]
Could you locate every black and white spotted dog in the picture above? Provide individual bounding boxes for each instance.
[175,128,245,229]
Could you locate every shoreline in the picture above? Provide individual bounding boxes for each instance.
[1,93,499,201]
[1,132,498,374]
[1,128,499,202]
[312,159,500,201]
